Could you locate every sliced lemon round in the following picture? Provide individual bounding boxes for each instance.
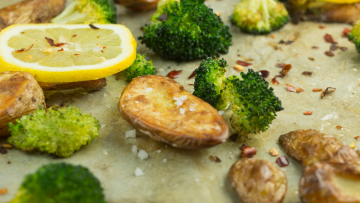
[0,24,137,82]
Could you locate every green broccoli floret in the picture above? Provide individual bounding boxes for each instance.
[51,0,116,24]
[126,54,156,82]
[11,163,106,203]
[231,0,290,34]
[138,0,232,61]
[348,21,360,53]
[226,69,283,134]
[193,57,230,110]
[8,106,100,157]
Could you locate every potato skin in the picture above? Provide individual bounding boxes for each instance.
[114,0,159,11]
[38,78,107,91]
[0,71,45,136]
[228,158,287,203]
[279,129,343,166]
[299,161,360,203]
[118,75,229,149]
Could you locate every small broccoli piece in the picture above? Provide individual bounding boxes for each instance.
[231,0,290,34]
[51,0,116,24]
[11,163,106,203]
[126,54,156,82]
[193,57,230,110]
[8,106,100,157]
[139,0,232,61]
[226,69,283,134]
[348,21,360,53]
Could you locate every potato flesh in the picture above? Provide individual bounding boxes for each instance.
[118,75,229,149]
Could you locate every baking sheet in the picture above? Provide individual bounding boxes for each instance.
[1,0,360,202]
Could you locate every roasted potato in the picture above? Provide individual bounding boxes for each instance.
[118,75,229,149]
[0,71,45,136]
[299,161,360,203]
[279,129,343,166]
[228,158,287,203]
[0,0,65,31]
[329,146,360,165]
[38,78,107,91]
[115,0,159,11]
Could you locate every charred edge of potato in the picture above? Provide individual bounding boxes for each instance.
[118,75,229,149]
[299,161,360,203]
[38,78,107,91]
[228,158,287,203]
[279,129,343,166]
[114,0,159,11]
[329,146,360,165]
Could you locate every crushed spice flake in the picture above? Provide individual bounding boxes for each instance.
[239,144,247,150]
[296,87,304,93]
[279,64,292,77]
[269,148,279,156]
[339,47,347,52]
[276,63,287,68]
[89,24,100,30]
[233,65,244,72]
[312,88,323,92]
[336,125,343,130]
[324,51,334,57]
[286,84,296,92]
[269,34,275,39]
[0,188,8,195]
[58,48,64,52]
[0,146,7,154]
[276,156,289,167]
[45,37,68,47]
[74,54,80,56]
[167,70,182,79]
[271,76,279,84]
[342,28,351,37]
[321,87,336,99]
[189,84,194,86]
[259,70,269,79]
[312,46,319,49]
[324,34,337,44]
[303,111,313,115]
[285,40,294,45]
[140,27,144,31]
[240,146,257,158]
[236,60,252,67]
[349,142,356,149]
[302,71,312,75]
[355,136,360,141]
[72,34,77,38]
[188,71,196,79]
[319,25,326,29]
[115,72,120,80]
[209,155,222,163]
[279,40,285,44]
[159,12,168,21]
[308,57,315,61]
[97,36,100,38]
[15,44,34,53]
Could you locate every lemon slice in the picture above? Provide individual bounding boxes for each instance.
[0,24,137,82]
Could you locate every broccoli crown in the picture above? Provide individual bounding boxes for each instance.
[126,54,156,82]
[193,57,230,110]
[11,163,106,203]
[51,0,116,24]
[348,21,360,53]
[226,69,283,134]
[231,0,290,34]
[8,106,100,157]
[138,0,232,61]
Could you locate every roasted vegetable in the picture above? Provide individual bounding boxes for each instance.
[300,161,360,203]
[11,163,107,203]
[118,75,229,149]
[38,78,107,91]
[228,158,287,203]
[138,0,232,61]
[8,105,100,157]
[126,54,156,82]
[51,0,116,24]
[115,0,160,11]
[348,20,360,53]
[0,71,45,136]
[0,0,65,31]
[232,0,290,34]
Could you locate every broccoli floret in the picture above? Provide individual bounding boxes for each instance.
[11,163,106,203]
[51,0,116,24]
[126,54,156,82]
[8,106,100,157]
[226,69,283,134]
[193,57,230,110]
[138,0,232,61]
[231,0,290,34]
[348,21,360,53]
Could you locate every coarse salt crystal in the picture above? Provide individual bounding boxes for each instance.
[218,111,224,115]
[104,93,108,97]
[195,178,199,182]
[163,158,167,163]
[125,129,136,138]
[103,150,108,155]
[132,145,138,153]
[101,124,106,128]
[135,101,139,103]
[156,150,161,153]
[189,106,195,112]
[106,105,111,108]
[173,95,188,107]
[215,126,220,130]
[180,108,185,114]
[135,167,145,176]
[145,88,153,93]
[100,57,105,62]
[138,149,149,160]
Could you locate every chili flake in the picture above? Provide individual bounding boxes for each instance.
[167,70,182,79]
[303,111,313,115]
[319,25,326,29]
[0,188,8,195]
[259,70,269,79]
[312,88,323,92]
[276,63,287,68]
[15,44,34,53]
[279,64,292,77]
[236,60,252,67]
[209,155,222,163]
[296,88,304,93]
[308,57,314,61]
[321,87,336,99]
[72,34,77,38]
[286,84,296,92]
[336,125,343,130]
[188,71,196,79]
[240,146,257,158]
[276,156,289,167]
[272,76,279,84]
[45,37,68,47]
[355,136,360,141]
[89,24,100,30]
[302,71,312,76]
[339,47,347,52]
[115,72,120,81]
[342,28,351,37]
[324,51,334,57]
[312,46,319,49]
[324,34,337,44]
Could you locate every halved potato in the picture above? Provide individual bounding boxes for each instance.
[0,71,45,136]
[228,158,287,203]
[118,75,229,149]
[115,0,159,11]
[38,78,107,91]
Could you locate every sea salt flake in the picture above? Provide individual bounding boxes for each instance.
[138,149,149,160]
[218,111,224,115]
[135,167,145,176]
[163,158,167,163]
[135,101,139,103]
[189,106,195,112]
[125,129,136,138]
[145,88,153,93]
[106,105,111,108]
[180,108,185,114]
[132,145,138,153]
[101,124,106,128]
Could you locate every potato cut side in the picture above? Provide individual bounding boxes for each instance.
[118,75,229,149]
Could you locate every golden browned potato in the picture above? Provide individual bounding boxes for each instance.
[0,0,65,31]
[118,75,229,149]
[329,146,360,165]
[228,158,287,203]
[0,71,45,136]
[279,129,343,166]
[115,0,160,11]
[38,78,107,91]
[299,161,360,203]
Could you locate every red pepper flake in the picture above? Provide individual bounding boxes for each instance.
[339,47,347,52]
[269,35,275,39]
[188,71,196,79]
[276,156,289,167]
[72,34,77,38]
[308,57,315,61]
[321,87,336,99]
[259,70,269,79]
[336,125,343,130]
[101,50,104,53]
[115,72,120,80]
[189,84,194,86]
[209,155,222,163]
[319,25,326,29]
[324,51,334,57]
[276,63,287,68]
[0,188,8,195]
[89,24,100,30]
[354,136,360,140]
[74,54,80,56]
[58,48,64,52]
[159,12,168,21]
[330,43,338,51]
[239,144,247,150]
[236,60,252,67]
[296,88,304,93]
[271,76,279,85]
[324,34,337,44]
[279,40,285,44]
[279,64,292,77]
[286,84,296,92]
[140,27,144,32]
[312,88,323,92]
[285,40,294,45]
[45,37,68,47]
[0,147,7,154]
[166,70,182,79]
[303,111,313,115]
[302,71,312,76]
[342,28,351,38]
[15,44,34,53]
[312,46,319,49]
[240,146,257,158]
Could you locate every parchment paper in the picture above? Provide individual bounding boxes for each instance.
[1,0,360,203]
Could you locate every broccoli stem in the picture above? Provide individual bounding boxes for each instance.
[51,1,87,24]
[261,0,270,26]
